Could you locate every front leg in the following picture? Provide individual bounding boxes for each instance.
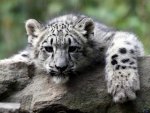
[105,32,144,103]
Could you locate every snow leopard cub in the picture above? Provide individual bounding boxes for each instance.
[18,14,144,103]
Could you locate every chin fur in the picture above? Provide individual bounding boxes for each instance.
[52,76,69,84]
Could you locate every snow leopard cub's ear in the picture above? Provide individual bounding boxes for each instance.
[25,19,42,37]
[74,16,94,38]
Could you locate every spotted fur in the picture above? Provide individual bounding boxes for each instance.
[13,14,144,103]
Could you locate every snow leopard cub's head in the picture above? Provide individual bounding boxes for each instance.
[25,15,95,84]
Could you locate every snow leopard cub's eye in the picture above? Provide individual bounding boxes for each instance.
[68,46,79,53]
[44,46,53,52]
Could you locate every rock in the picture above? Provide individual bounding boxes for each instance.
[0,102,20,113]
[0,58,33,101]
[0,56,150,113]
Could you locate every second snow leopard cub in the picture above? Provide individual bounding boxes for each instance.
[19,14,144,103]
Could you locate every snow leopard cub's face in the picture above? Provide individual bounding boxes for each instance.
[25,15,94,83]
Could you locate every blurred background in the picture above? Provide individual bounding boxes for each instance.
[0,0,150,59]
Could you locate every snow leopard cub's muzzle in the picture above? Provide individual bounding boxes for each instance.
[48,49,75,78]
[45,46,82,84]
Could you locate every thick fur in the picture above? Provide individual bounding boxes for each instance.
[13,14,144,103]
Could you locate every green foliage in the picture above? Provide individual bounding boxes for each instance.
[0,0,150,59]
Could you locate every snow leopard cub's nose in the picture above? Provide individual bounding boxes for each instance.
[55,65,68,72]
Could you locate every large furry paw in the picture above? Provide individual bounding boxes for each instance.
[105,32,143,103]
[106,50,140,103]
[107,69,140,103]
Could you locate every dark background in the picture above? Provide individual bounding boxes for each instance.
[0,0,149,59]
